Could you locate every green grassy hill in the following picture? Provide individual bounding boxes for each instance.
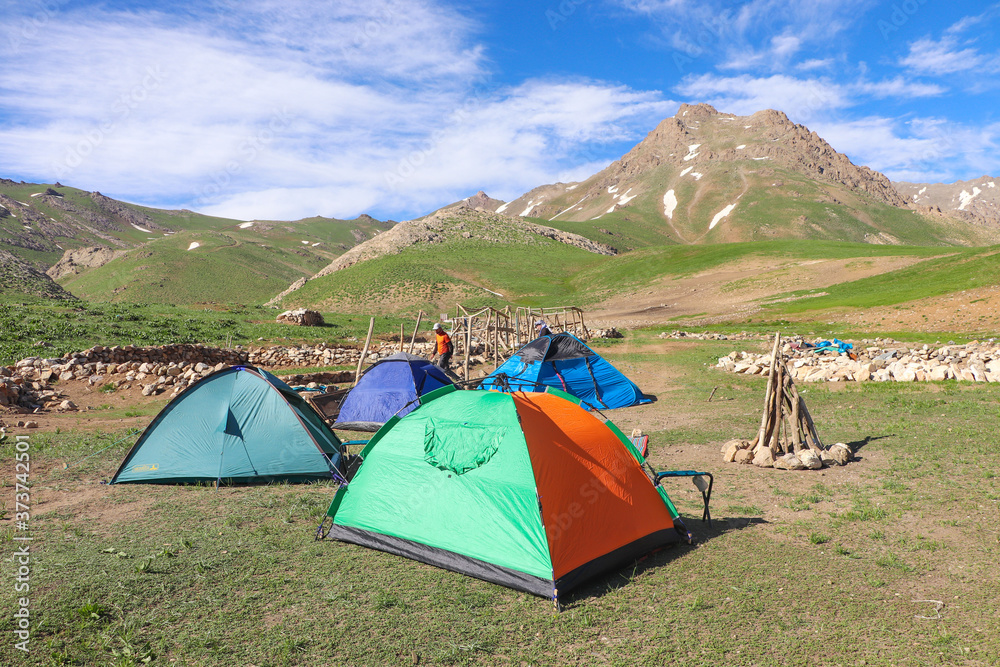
[0,179,393,303]
[280,209,611,314]
[0,180,245,268]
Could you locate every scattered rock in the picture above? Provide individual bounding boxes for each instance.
[828,443,853,466]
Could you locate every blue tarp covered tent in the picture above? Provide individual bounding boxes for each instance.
[334,352,454,431]
[479,333,651,410]
[111,366,344,485]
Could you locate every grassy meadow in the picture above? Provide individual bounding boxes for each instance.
[2,332,998,666]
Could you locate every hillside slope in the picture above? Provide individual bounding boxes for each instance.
[58,213,393,305]
[497,104,996,251]
[0,178,395,302]
[0,248,75,301]
[273,206,616,312]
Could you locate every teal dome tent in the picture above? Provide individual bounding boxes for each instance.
[111,366,344,485]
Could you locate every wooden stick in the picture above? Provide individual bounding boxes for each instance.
[754,333,782,448]
[408,311,423,354]
[464,317,471,382]
[399,323,405,353]
[767,362,784,454]
[791,384,823,453]
[800,397,824,451]
[790,376,802,452]
[355,317,375,385]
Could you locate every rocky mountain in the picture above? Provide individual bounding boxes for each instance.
[494,104,993,249]
[894,175,1000,227]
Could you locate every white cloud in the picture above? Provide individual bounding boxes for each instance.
[770,34,801,58]
[853,77,946,99]
[616,0,870,72]
[900,36,985,75]
[810,117,1000,183]
[796,58,834,71]
[0,0,675,220]
[676,74,849,121]
[677,72,946,123]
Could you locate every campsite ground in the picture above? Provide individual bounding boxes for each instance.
[2,331,1000,666]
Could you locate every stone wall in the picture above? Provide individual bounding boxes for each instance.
[1,340,451,411]
[717,339,1000,383]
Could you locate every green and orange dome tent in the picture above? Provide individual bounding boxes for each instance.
[320,384,689,603]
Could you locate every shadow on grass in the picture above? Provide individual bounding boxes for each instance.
[561,516,766,608]
[845,434,894,460]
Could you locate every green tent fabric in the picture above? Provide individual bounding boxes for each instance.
[111,366,343,484]
[325,386,684,599]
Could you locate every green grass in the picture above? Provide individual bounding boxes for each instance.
[770,247,1000,313]
[8,334,1000,665]
[58,230,333,305]
[574,240,953,300]
[285,233,607,313]
[0,301,413,366]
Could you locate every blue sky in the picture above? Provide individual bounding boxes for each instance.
[1,0,997,221]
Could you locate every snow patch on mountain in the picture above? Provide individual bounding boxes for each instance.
[663,190,677,219]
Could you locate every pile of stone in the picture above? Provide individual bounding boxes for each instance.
[1,367,76,412]
[3,344,249,405]
[245,341,429,368]
[590,327,624,339]
[722,438,853,469]
[659,331,763,341]
[717,338,1000,383]
[276,309,325,326]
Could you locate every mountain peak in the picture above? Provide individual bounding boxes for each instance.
[488,104,965,245]
[676,102,720,119]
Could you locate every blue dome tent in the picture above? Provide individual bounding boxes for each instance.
[479,333,651,410]
[334,352,454,432]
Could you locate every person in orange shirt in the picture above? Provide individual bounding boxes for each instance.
[430,323,453,369]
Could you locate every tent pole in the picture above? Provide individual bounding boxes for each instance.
[399,323,405,353]
[355,317,375,385]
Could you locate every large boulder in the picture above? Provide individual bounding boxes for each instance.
[276,309,324,327]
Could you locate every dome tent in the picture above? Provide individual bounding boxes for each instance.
[111,366,344,485]
[334,352,453,432]
[322,385,686,602]
[479,332,651,410]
